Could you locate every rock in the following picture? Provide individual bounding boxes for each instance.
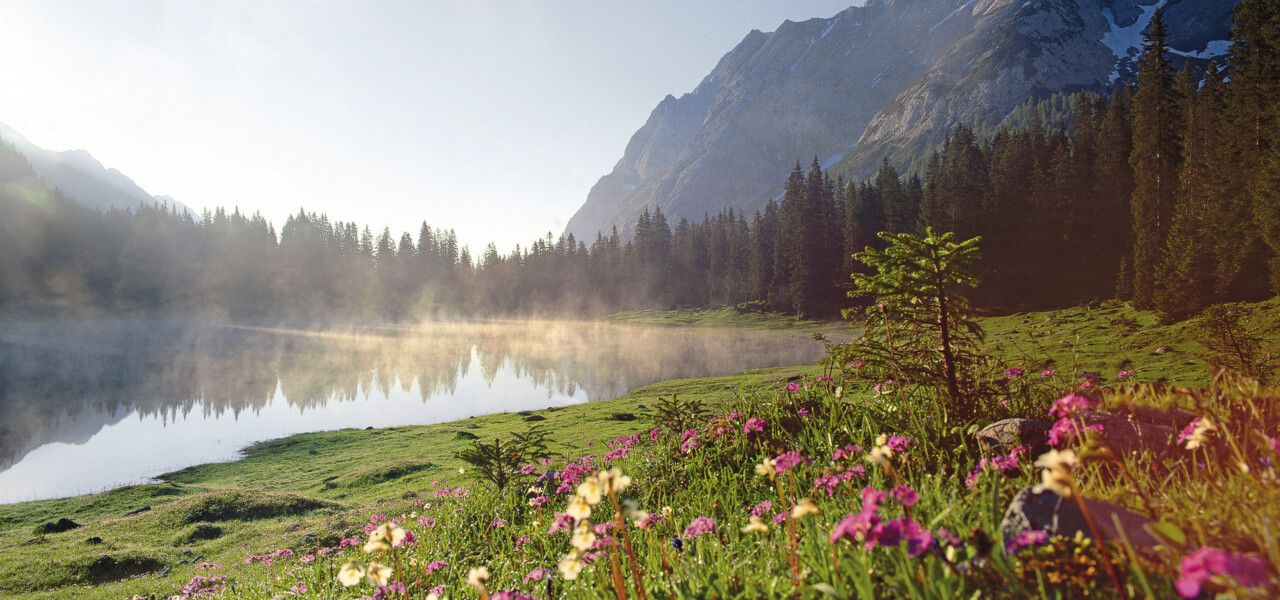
[975,419,1051,457]
[33,518,81,534]
[156,566,171,578]
[124,506,151,517]
[300,533,317,546]
[285,523,302,532]
[1001,487,1167,550]
[308,449,318,455]
[1115,405,1197,431]
[86,536,103,544]
[1077,411,1178,458]
[1155,346,1173,354]
[773,371,805,383]
[182,549,193,556]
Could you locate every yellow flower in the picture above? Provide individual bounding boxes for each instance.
[790,498,820,519]
[599,467,632,494]
[571,522,596,552]
[740,516,769,533]
[466,566,489,593]
[566,496,592,521]
[755,458,776,477]
[337,560,365,587]
[363,536,390,554]
[559,551,584,580]
[577,478,603,506]
[366,561,393,587]
[1033,449,1077,498]
[865,445,893,468]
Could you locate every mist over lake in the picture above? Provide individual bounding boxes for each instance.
[0,318,829,503]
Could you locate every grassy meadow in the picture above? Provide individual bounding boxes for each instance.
[0,299,1277,599]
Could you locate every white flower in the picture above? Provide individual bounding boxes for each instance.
[366,561,392,586]
[866,445,893,468]
[741,516,769,533]
[466,566,489,593]
[337,560,365,587]
[571,522,596,552]
[577,478,603,505]
[566,496,592,521]
[559,551,584,580]
[755,458,777,477]
[790,498,820,519]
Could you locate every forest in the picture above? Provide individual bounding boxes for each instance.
[1,8,1276,322]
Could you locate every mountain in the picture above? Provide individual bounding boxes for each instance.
[0,122,190,215]
[565,0,1235,243]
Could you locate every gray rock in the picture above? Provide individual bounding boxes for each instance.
[300,533,317,546]
[86,536,103,544]
[975,418,1051,457]
[1155,346,1173,354]
[124,506,151,517]
[1078,411,1178,458]
[1001,487,1167,550]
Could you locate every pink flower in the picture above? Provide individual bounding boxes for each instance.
[1048,394,1095,418]
[520,464,537,475]
[773,451,809,474]
[549,512,574,533]
[396,530,416,547]
[751,501,773,517]
[1176,547,1274,599]
[1005,368,1024,378]
[785,382,800,393]
[681,429,698,442]
[797,408,811,417]
[1005,530,1048,553]
[902,519,933,557]
[832,444,862,461]
[884,436,915,453]
[635,513,663,530]
[1116,370,1133,379]
[491,519,507,528]
[743,417,766,434]
[1047,417,1104,447]
[683,517,717,538]
[890,485,918,506]
[1040,369,1057,378]
[830,511,880,544]
[649,428,662,441]
[424,560,449,575]
[524,567,552,583]
[418,516,436,527]
[586,440,595,446]
[515,536,530,547]
[727,412,743,421]
[680,438,700,453]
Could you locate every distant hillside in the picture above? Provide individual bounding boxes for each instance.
[565,0,1235,242]
[0,122,189,215]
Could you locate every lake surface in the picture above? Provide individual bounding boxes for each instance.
[0,318,828,503]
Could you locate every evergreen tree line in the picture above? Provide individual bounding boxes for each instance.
[1,2,1276,321]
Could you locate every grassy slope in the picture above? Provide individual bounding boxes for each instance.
[0,299,1275,598]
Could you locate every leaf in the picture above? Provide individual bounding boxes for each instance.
[810,582,843,598]
[1143,522,1187,548]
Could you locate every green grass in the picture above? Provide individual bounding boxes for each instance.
[0,300,1277,598]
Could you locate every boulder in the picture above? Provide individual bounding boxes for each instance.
[33,518,81,535]
[975,419,1051,457]
[1078,411,1179,458]
[1001,487,1167,550]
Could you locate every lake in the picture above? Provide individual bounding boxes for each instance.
[0,318,829,503]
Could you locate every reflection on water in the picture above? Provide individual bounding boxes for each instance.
[0,318,826,503]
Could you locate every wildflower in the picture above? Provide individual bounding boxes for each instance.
[797,407,812,417]
[558,551,584,580]
[524,567,551,583]
[902,519,933,557]
[1048,394,1095,419]
[890,485,918,506]
[649,428,662,441]
[1047,417,1104,447]
[571,523,596,552]
[743,417,766,434]
[397,530,416,548]
[866,445,893,469]
[684,516,717,538]
[566,497,592,521]
[364,523,406,553]
[832,444,862,461]
[835,386,843,398]
[337,560,365,587]
[791,498,820,519]
[680,437,700,453]
[549,512,575,533]
[774,450,808,474]
[1033,449,1077,498]
[425,560,449,575]
[528,495,551,508]
[881,434,915,453]
[1176,547,1274,599]
[1179,417,1216,450]
[785,382,800,392]
[830,511,879,544]
[681,428,698,441]
[819,376,834,383]
[459,467,465,474]
[741,516,769,533]
[867,517,903,549]
[366,562,393,586]
[577,478,603,505]
[466,566,490,594]
[727,412,743,421]
[634,512,661,530]
[1005,367,1024,378]
[1005,530,1049,553]
[598,467,632,494]
[861,486,888,513]
[1116,370,1133,379]
[374,582,407,599]
[1041,369,1057,378]
[755,458,777,477]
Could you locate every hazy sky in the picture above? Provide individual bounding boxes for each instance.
[0,1,859,253]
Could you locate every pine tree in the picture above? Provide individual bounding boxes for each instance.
[1127,9,1184,308]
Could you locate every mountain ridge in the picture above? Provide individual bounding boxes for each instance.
[565,0,1235,243]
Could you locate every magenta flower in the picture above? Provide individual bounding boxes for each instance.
[1047,417,1104,447]
[683,517,717,538]
[751,500,773,517]
[830,511,880,544]
[743,417,766,434]
[548,512,574,533]
[515,535,530,547]
[1004,530,1048,553]
[520,464,537,475]
[523,567,552,583]
[832,444,863,461]
[727,412,743,421]
[649,428,662,441]
[681,429,698,442]
[424,560,449,575]
[418,516,436,527]
[1116,370,1133,379]
[635,513,663,530]
[773,512,787,525]
[890,485,918,506]
[1178,418,1202,446]
[861,486,888,514]
[1176,547,1274,599]
[867,517,904,549]
[785,382,800,392]
[396,530,416,547]
[819,376,835,383]
[1041,369,1057,378]
[1048,394,1096,418]
[680,437,700,453]
[490,518,507,528]
[1005,367,1024,378]
[797,407,811,417]
[884,435,915,453]
[902,519,933,557]
[773,450,809,474]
